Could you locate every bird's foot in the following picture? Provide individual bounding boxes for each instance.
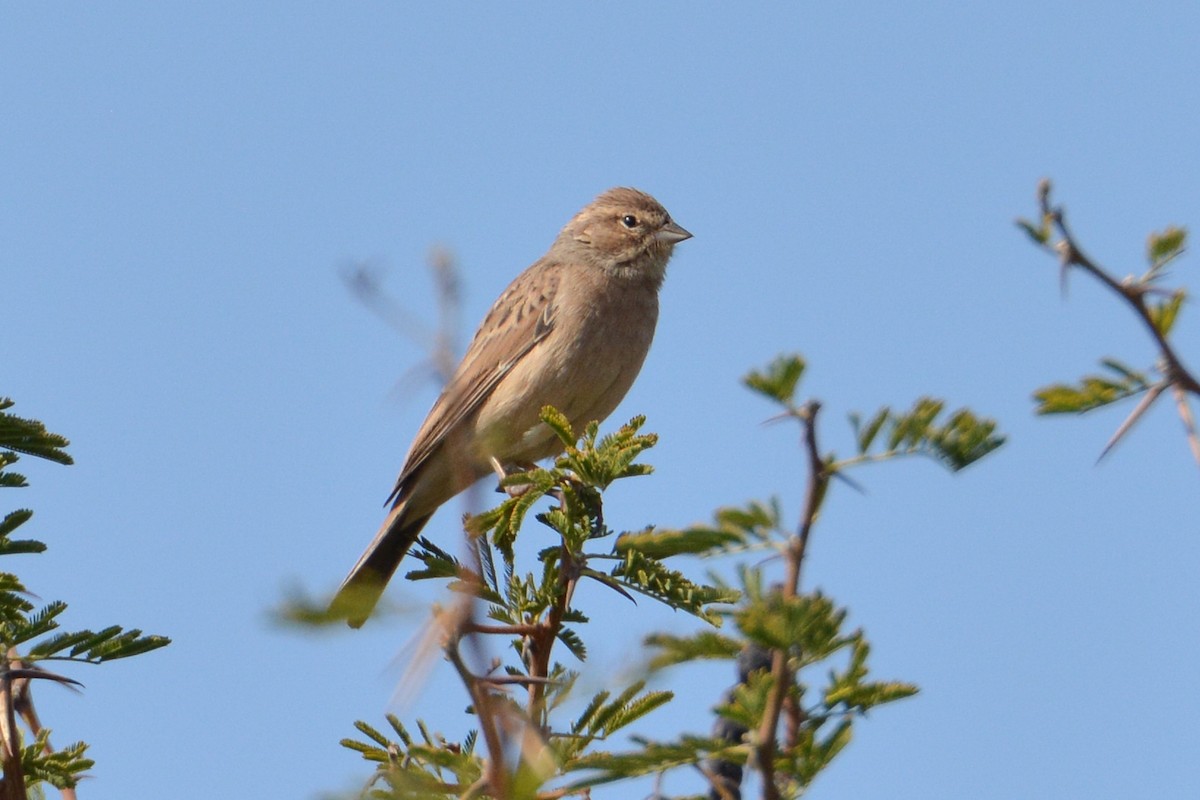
[489,458,541,498]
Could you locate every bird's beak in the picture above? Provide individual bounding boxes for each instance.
[656,221,693,245]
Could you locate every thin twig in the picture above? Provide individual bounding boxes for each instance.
[1039,187,1200,397]
[0,651,26,800]
[342,251,465,411]
[1035,181,1200,467]
[526,542,580,727]
[1171,384,1200,466]
[446,631,509,800]
[1097,382,1166,463]
[755,400,826,800]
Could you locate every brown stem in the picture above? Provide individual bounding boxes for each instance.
[447,635,509,800]
[526,544,579,727]
[8,652,74,800]
[0,651,26,800]
[755,401,827,800]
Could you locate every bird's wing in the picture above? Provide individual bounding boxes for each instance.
[386,261,562,505]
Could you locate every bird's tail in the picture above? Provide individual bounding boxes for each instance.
[329,502,433,628]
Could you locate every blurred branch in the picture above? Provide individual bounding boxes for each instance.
[1019,178,1200,466]
[445,603,511,800]
[340,247,463,389]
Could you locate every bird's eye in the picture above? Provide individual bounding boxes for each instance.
[621,214,639,229]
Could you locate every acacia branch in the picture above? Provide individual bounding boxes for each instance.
[526,542,579,727]
[1034,180,1200,464]
[446,628,509,800]
[755,400,827,800]
[0,652,26,800]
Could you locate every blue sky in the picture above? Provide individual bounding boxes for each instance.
[4,3,1199,798]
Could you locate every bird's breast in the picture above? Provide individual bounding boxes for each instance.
[473,276,660,464]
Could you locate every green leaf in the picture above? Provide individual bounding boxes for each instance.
[29,626,170,662]
[20,733,91,791]
[743,355,806,406]
[1147,225,1187,269]
[823,637,919,711]
[606,689,673,733]
[0,510,47,555]
[538,405,576,449]
[850,407,889,454]
[825,678,920,710]
[553,414,657,491]
[28,629,97,658]
[923,408,1007,470]
[9,600,67,646]
[0,398,73,467]
[613,526,743,559]
[886,398,942,450]
[1034,360,1150,414]
[0,509,33,539]
[352,719,393,749]
[643,630,743,670]
[712,668,775,730]
[845,399,1004,471]
[1148,290,1186,337]
[466,469,556,559]
[736,591,850,662]
[557,626,588,661]
[564,735,741,786]
[622,500,782,561]
[605,551,738,624]
[1016,216,1052,246]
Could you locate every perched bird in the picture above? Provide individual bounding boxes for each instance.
[332,187,691,626]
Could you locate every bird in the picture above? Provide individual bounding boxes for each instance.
[331,187,691,627]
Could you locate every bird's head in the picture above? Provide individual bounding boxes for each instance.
[558,187,692,286]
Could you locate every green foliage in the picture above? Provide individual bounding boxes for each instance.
[554,681,673,762]
[0,399,72,478]
[584,574,918,796]
[1034,358,1151,415]
[19,732,91,790]
[616,500,780,560]
[743,355,806,405]
[1148,290,1186,338]
[547,409,658,489]
[564,735,744,790]
[341,716,484,799]
[0,398,169,793]
[743,354,1004,474]
[338,357,1001,800]
[642,631,744,670]
[1146,225,1187,276]
[1016,215,1052,246]
[346,410,734,799]
[847,399,1005,471]
[605,550,738,625]
[26,625,169,662]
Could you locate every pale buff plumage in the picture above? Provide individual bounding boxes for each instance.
[331,187,691,626]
